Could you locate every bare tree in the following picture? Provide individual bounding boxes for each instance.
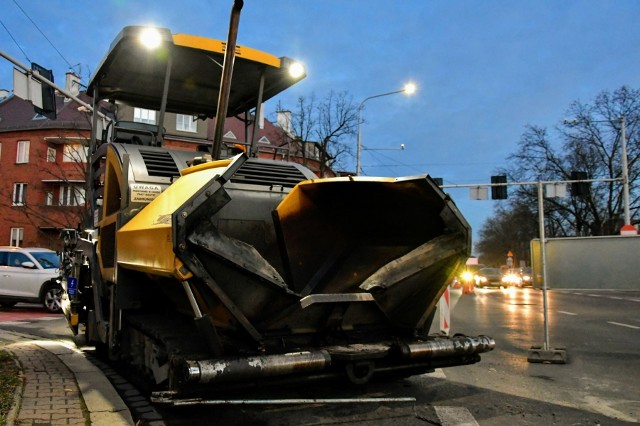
[280,91,358,176]
[500,86,639,237]
[475,200,538,267]
[314,91,358,175]
[283,95,316,167]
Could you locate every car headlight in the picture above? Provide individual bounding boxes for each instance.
[502,273,522,284]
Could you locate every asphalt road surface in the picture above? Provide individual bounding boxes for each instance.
[1,289,638,425]
[442,287,640,424]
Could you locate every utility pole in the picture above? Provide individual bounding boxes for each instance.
[620,116,631,226]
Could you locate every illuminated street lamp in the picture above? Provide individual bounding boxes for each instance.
[356,83,416,176]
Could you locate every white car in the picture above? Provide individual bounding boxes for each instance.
[0,246,62,313]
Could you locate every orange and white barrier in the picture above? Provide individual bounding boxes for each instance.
[620,224,638,236]
[439,287,450,335]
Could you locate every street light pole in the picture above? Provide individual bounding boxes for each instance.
[356,83,416,176]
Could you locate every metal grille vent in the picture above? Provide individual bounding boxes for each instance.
[231,161,308,187]
[140,150,181,177]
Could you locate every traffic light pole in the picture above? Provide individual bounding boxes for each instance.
[440,177,620,192]
[536,181,551,352]
[440,175,626,365]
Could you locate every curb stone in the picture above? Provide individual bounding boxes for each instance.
[5,356,23,426]
[1,331,135,425]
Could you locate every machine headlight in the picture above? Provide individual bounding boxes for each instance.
[139,27,162,49]
[288,62,305,79]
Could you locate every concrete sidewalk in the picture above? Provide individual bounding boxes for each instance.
[0,331,134,425]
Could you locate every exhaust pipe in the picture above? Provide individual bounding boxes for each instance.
[211,0,244,159]
[178,350,331,384]
[399,335,495,360]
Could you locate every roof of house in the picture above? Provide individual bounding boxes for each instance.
[223,114,289,147]
[0,93,94,133]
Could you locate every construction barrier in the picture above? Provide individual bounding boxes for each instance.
[439,287,450,335]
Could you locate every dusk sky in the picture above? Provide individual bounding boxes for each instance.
[2,0,640,250]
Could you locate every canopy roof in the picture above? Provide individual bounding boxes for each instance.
[88,26,305,118]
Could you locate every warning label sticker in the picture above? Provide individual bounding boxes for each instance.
[130,184,162,203]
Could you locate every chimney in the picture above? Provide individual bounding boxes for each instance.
[277,110,293,136]
[65,72,81,97]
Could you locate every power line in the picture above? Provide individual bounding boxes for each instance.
[361,149,502,177]
[363,161,501,168]
[12,0,73,69]
[0,18,31,63]
[362,149,424,175]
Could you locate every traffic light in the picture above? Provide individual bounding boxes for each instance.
[491,175,508,199]
[31,63,56,120]
[570,171,590,197]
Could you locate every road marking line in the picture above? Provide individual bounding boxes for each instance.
[557,310,577,315]
[434,405,480,426]
[607,321,640,330]
[0,321,27,325]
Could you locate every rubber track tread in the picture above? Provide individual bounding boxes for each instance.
[125,313,210,359]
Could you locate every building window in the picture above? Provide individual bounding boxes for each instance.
[16,141,29,163]
[12,183,27,206]
[59,185,85,206]
[45,191,54,206]
[176,114,197,132]
[10,228,23,247]
[63,144,88,162]
[47,147,56,162]
[134,108,156,124]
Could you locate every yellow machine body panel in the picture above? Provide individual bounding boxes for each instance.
[116,162,232,277]
[172,33,281,68]
[276,176,397,220]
